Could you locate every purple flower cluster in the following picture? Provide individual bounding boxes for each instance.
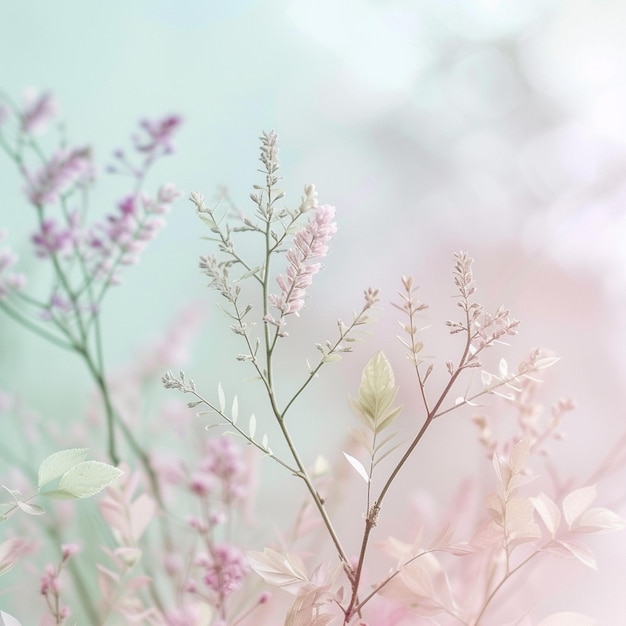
[25,147,93,206]
[0,93,183,304]
[28,183,180,289]
[85,183,180,285]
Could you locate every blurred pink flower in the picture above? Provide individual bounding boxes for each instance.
[201,544,248,596]
[21,91,58,134]
[25,147,92,205]
[135,115,182,156]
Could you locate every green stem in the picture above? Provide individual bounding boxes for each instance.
[0,301,73,350]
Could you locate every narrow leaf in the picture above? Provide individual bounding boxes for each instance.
[249,414,257,439]
[16,501,45,516]
[232,396,239,423]
[343,452,370,484]
[217,383,225,413]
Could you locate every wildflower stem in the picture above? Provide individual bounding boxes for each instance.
[256,192,353,578]
[0,300,73,349]
[346,308,474,620]
[276,410,353,578]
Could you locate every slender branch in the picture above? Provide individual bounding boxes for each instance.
[0,301,74,350]
[345,308,474,620]
[472,550,540,626]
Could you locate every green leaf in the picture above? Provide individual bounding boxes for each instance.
[57,461,123,499]
[38,449,89,490]
[353,351,402,433]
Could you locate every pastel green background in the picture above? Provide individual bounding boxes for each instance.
[2,0,626,621]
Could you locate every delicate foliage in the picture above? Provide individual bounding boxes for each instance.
[39,452,123,500]
[0,109,623,626]
[247,548,312,594]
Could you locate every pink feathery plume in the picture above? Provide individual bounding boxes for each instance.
[269,204,337,317]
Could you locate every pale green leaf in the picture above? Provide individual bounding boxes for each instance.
[57,461,123,499]
[218,383,225,413]
[376,406,403,433]
[232,395,239,423]
[249,413,257,439]
[16,501,45,516]
[354,351,402,433]
[38,449,89,490]
[322,353,342,363]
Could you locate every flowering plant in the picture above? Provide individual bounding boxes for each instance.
[0,92,623,625]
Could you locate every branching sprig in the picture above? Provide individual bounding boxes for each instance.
[164,131,621,626]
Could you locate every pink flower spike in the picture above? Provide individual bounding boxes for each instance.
[269,204,337,318]
[61,543,81,561]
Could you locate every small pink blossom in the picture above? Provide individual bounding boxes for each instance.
[31,218,73,258]
[201,544,248,596]
[40,563,61,595]
[61,543,81,561]
[135,115,182,156]
[189,472,214,496]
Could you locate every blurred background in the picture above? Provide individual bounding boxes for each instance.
[2,0,626,622]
